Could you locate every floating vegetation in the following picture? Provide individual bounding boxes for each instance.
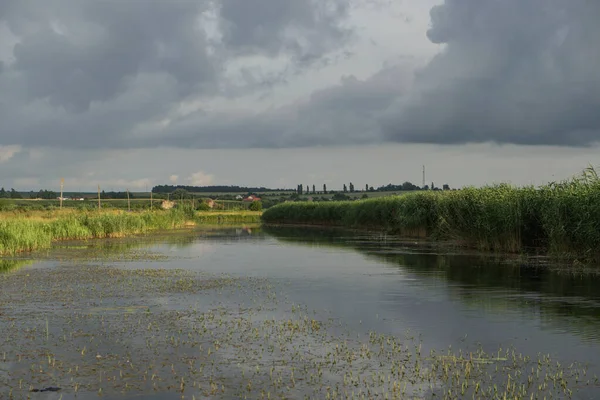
[0,250,595,399]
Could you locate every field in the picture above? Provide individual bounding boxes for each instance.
[262,168,600,263]
[0,198,257,211]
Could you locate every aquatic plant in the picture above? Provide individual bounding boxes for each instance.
[262,168,600,261]
[0,209,191,255]
[194,211,262,224]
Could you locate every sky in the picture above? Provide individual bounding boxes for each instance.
[1,0,599,192]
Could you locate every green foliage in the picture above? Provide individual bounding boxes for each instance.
[332,193,350,201]
[196,200,211,211]
[262,168,600,262]
[248,200,263,211]
[0,209,190,256]
[194,213,261,224]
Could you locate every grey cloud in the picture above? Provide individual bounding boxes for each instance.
[5,0,214,113]
[382,0,600,146]
[156,65,411,148]
[219,0,352,62]
[0,0,358,150]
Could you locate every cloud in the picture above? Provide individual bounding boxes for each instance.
[13,177,40,188]
[187,171,215,186]
[150,64,413,148]
[0,145,22,162]
[5,1,216,112]
[3,0,598,151]
[381,0,600,146]
[169,175,179,184]
[219,0,352,62]
[0,0,357,150]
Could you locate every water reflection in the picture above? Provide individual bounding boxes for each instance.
[263,225,600,344]
[0,259,32,274]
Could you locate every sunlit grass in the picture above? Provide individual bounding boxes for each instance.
[0,209,190,255]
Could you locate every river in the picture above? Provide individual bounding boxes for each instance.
[1,225,599,399]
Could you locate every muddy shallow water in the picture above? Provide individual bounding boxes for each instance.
[1,226,600,399]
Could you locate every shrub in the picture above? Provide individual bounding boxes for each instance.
[249,201,263,211]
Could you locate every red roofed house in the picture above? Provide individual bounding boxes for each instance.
[243,195,261,202]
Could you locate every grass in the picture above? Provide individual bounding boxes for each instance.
[262,167,600,262]
[0,208,263,255]
[195,211,262,224]
[0,209,194,256]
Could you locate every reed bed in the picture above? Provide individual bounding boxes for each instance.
[262,168,600,261]
[0,209,189,255]
[195,211,262,224]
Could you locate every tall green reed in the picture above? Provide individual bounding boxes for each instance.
[262,167,600,261]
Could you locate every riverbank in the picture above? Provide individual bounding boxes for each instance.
[0,209,262,255]
[195,210,262,224]
[262,170,600,262]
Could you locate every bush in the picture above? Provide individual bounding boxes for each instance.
[249,201,263,211]
[196,201,211,211]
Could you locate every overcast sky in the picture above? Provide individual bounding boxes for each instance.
[1,0,599,191]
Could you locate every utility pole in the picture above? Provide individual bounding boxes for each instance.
[150,190,153,211]
[127,189,131,212]
[422,165,426,189]
[60,178,64,209]
[98,185,101,210]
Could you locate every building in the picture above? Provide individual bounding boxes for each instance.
[243,195,261,202]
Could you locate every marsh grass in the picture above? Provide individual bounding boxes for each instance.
[195,211,262,224]
[0,209,190,255]
[262,168,600,262]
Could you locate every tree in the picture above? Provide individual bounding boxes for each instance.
[35,190,57,199]
[312,184,316,194]
[323,184,327,194]
[9,188,22,199]
[443,184,450,190]
[365,183,369,192]
[306,185,310,194]
[0,187,7,198]
[349,182,354,193]
[171,188,189,200]
[297,184,303,195]
[343,184,348,193]
[332,193,350,201]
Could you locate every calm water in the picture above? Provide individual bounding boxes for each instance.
[4,225,600,398]
[90,226,600,369]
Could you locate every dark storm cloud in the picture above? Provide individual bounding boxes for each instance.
[152,65,411,149]
[4,0,214,113]
[9,0,599,150]
[382,0,600,146]
[0,0,358,149]
[219,0,352,62]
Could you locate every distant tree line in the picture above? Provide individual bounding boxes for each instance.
[0,188,22,198]
[152,185,290,193]
[296,181,452,194]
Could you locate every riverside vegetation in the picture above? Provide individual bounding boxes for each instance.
[0,207,262,255]
[262,167,600,262]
